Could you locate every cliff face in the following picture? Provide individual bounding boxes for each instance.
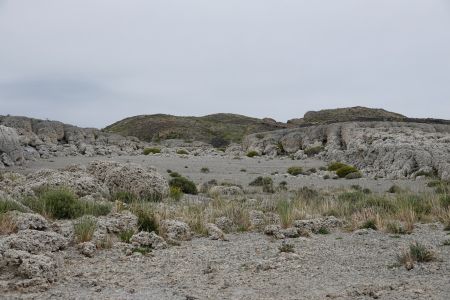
[243,121,450,180]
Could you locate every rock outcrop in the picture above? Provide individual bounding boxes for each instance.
[244,121,450,180]
[0,115,148,165]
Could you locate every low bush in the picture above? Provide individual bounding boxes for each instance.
[169,176,198,195]
[200,167,210,173]
[336,166,359,178]
[143,147,161,155]
[133,207,159,233]
[249,176,274,193]
[345,171,362,179]
[169,172,182,178]
[360,219,377,230]
[24,187,111,219]
[287,166,304,176]
[328,162,347,171]
[388,185,403,194]
[246,151,260,158]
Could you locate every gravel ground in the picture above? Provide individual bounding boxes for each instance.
[12,155,430,193]
[4,224,450,300]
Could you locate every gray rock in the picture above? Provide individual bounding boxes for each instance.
[130,231,168,250]
[79,242,96,257]
[209,185,243,196]
[7,211,49,231]
[88,160,169,200]
[4,230,68,254]
[0,125,23,165]
[3,249,59,281]
[206,223,227,241]
[293,216,343,233]
[215,217,233,233]
[160,220,191,241]
[264,225,285,239]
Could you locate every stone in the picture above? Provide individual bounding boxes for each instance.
[3,249,59,281]
[4,230,68,254]
[79,242,96,258]
[0,125,23,165]
[7,211,49,231]
[214,217,233,233]
[160,220,192,241]
[293,216,343,233]
[130,231,168,250]
[209,185,243,196]
[206,223,227,241]
[264,225,285,239]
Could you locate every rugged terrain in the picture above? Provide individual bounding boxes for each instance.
[1,107,450,299]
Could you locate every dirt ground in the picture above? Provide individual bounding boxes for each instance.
[13,154,429,194]
[4,224,449,300]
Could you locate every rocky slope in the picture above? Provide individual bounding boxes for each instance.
[104,113,287,147]
[0,116,148,168]
[287,106,406,125]
[243,121,450,180]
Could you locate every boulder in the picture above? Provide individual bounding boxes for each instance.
[130,231,168,250]
[7,211,49,231]
[88,161,169,200]
[206,223,227,241]
[0,125,23,166]
[4,230,68,254]
[78,242,96,257]
[2,249,59,281]
[209,185,243,196]
[293,216,343,233]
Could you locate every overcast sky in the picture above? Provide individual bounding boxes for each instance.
[0,0,449,128]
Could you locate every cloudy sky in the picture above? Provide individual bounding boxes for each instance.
[0,0,449,128]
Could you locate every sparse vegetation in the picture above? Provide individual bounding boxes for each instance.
[143,147,161,155]
[304,145,324,157]
[0,199,26,214]
[169,186,183,201]
[287,166,304,176]
[388,185,403,194]
[335,165,359,178]
[200,167,210,173]
[0,213,17,235]
[397,242,436,269]
[249,176,274,193]
[278,242,295,253]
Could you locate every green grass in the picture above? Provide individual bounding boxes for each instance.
[169,186,183,201]
[24,187,111,219]
[0,199,26,214]
[133,206,159,233]
[74,216,97,243]
[328,162,347,171]
[119,229,135,243]
[336,166,359,178]
[360,219,377,230]
[304,145,324,157]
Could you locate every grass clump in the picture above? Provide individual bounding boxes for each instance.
[169,172,182,178]
[328,162,347,171]
[0,199,26,214]
[143,147,161,155]
[317,226,330,234]
[387,185,403,194]
[397,242,436,270]
[112,191,136,204]
[360,219,377,230]
[287,166,304,176]
[74,216,97,243]
[200,167,210,173]
[169,186,183,201]
[119,229,135,243]
[246,151,260,158]
[249,176,274,193]
[169,176,198,195]
[0,213,17,235]
[278,241,295,253]
[133,206,159,233]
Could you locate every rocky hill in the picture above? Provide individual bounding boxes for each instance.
[0,115,147,168]
[287,106,406,125]
[104,113,287,147]
[244,121,450,180]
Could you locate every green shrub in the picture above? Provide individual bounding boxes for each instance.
[119,229,135,243]
[276,142,286,155]
[249,176,273,193]
[255,133,265,139]
[328,162,347,171]
[74,216,97,243]
[200,167,210,173]
[169,186,183,201]
[246,151,260,158]
[24,187,111,219]
[336,166,359,178]
[317,226,330,234]
[169,172,182,178]
[176,149,189,155]
[143,147,161,155]
[304,146,324,157]
[169,177,198,195]
[287,166,303,176]
[240,168,247,172]
[35,188,80,219]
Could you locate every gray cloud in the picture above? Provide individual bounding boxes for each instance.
[0,0,449,128]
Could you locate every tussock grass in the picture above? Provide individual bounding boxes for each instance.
[74,216,97,243]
